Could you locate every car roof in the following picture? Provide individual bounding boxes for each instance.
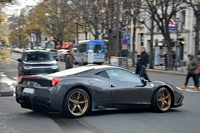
[44,65,115,79]
[24,50,49,53]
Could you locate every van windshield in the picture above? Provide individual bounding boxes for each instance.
[79,44,87,52]
[89,44,104,53]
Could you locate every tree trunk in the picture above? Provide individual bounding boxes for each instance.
[54,39,58,49]
[132,17,137,67]
[85,31,88,40]
[59,37,63,49]
[149,16,154,69]
[195,14,200,56]
[165,33,173,70]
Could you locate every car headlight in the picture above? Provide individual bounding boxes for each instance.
[51,65,59,69]
[24,66,32,70]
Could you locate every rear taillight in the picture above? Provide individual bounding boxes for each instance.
[86,52,88,58]
[18,76,23,83]
[26,75,36,78]
[52,78,62,86]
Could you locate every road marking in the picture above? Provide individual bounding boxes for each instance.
[176,87,200,92]
[9,58,18,63]
[1,72,17,96]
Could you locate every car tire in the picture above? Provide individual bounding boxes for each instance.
[62,89,90,118]
[81,59,84,66]
[151,87,172,113]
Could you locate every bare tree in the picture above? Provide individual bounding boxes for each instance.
[142,0,189,70]
[124,0,142,67]
[185,0,200,55]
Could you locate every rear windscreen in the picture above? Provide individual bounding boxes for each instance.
[89,44,104,53]
[23,52,54,62]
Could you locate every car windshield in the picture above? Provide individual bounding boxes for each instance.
[89,44,104,53]
[23,52,54,62]
[50,50,57,53]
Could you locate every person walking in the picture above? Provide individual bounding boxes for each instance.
[65,49,75,69]
[138,46,150,81]
[180,54,198,91]
[164,52,168,71]
[135,50,141,75]
[196,53,200,88]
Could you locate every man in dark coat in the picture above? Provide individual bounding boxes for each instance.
[138,46,150,81]
[65,49,75,69]
[135,50,141,75]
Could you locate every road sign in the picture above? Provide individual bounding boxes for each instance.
[122,45,128,50]
[124,34,130,44]
[122,38,128,45]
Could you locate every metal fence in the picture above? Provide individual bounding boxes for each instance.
[110,57,128,67]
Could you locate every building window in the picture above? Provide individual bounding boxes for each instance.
[156,26,159,32]
[181,10,185,26]
[141,33,144,46]
[155,39,158,46]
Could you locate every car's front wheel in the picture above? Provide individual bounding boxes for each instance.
[63,89,90,118]
[151,87,172,112]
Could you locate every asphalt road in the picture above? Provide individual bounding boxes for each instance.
[0,53,200,133]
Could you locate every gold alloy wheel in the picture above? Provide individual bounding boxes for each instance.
[68,91,89,116]
[157,89,171,111]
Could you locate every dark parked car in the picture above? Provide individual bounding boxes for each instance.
[17,50,59,76]
[49,49,57,59]
[16,65,183,118]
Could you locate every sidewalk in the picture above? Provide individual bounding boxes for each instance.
[0,71,15,97]
[123,65,187,76]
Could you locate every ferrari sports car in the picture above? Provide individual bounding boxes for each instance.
[15,65,184,118]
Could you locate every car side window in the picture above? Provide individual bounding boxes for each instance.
[106,69,141,82]
[95,71,109,79]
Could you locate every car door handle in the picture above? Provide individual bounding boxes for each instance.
[111,84,115,87]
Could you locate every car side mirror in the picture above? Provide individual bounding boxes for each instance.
[17,58,22,62]
[55,58,59,61]
[141,78,147,86]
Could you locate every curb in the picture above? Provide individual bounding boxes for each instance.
[146,69,187,76]
[123,67,187,76]
[0,90,14,97]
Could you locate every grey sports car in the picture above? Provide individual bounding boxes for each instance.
[15,65,184,118]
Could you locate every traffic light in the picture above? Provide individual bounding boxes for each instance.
[109,29,124,39]
[0,0,12,2]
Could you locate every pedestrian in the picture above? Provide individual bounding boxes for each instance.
[65,48,75,69]
[196,53,200,88]
[138,46,150,81]
[180,54,198,91]
[172,50,177,70]
[164,52,168,70]
[135,50,141,75]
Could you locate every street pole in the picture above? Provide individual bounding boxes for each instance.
[175,17,180,71]
[115,0,120,56]
[76,23,79,44]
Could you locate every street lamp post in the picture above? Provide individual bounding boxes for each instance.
[115,0,120,56]
[175,17,180,70]
[15,25,23,48]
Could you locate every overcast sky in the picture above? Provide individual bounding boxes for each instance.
[3,0,42,16]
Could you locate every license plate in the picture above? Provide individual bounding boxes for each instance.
[23,88,35,94]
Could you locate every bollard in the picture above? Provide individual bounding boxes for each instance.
[0,71,1,97]
[87,50,94,64]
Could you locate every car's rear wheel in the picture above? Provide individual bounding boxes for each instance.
[63,89,90,118]
[151,87,172,112]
